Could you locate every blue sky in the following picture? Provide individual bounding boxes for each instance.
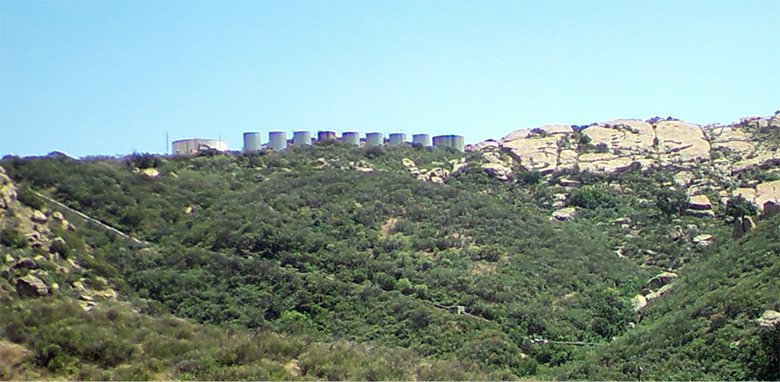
[1,0,778,158]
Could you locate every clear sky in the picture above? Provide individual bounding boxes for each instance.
[1,0,778,158]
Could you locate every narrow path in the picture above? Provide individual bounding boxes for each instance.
[33,191,146,246]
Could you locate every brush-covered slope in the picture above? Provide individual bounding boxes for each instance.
[0,159,499,380]
[2,111,780,380]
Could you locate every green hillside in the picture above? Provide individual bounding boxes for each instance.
[1,139,779,380]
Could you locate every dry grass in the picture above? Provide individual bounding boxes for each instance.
[0,340,32,379]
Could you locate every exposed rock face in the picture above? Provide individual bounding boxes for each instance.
[467,113,780,200]
[141,168,160,178]
[631,294,648,313]
[647,272,678,288]
[501,125,572,174]
[764,200,780,218]
[16,275,50,297]
[0,166,17,209]
[31,210,48,223]
[482,163,512,181]
[551,207,577,221]
[756,310,780,328]
[689,195,712,210]
[733,179,780,213]
[693,234,713,244]
[12,258,36,270]
[646,283,674,301]
[655,120,711,164]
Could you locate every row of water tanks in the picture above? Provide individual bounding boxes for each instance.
[243,131,464,152]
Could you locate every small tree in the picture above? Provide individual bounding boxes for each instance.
[655,188,689,217]
[725,194,758,219]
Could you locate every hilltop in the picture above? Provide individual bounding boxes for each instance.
[1,110,779,380]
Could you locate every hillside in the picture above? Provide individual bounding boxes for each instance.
[1,111,780,380]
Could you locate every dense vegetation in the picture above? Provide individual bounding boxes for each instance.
[1,141,779,380]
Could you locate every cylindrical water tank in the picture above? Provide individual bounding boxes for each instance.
[433,135,465,152]
[412,134,431,147]
[293,131,311,146]
[365,132,383,147]
[342,131,360,146]
[269,131,287,151]
[388,133,407,146]
[451,135,465,152]
[318,130,336,142]
[433,135,451,149]
[243,132,262,153]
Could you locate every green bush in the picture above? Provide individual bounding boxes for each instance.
[725,194,758,218]
[17,186,45,210]
[655,188,689,216]
[0,227,27,248]
[567,186,614,209]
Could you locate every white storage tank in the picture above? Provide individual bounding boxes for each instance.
[432,135,451,150]
[412,134,431,147]
[365,132,383,147]
[388,133,407,146]
[269,131,287,151]
[243,132,262,153]
[433,135,465,152]
[293,131,312,146]
[342,131,360,146]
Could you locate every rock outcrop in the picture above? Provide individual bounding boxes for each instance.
[467,112,780,203]
[756,310,780,328]
[16,275,50,297]
[647,272,678,288]
[551,207,577,221]
[0,166,17,209]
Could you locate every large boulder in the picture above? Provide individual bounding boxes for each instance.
[755,180,780,212]
[764,200,780,218]
[647,272,678,288]
[482,163,512,181]
[16,275,50,297]
[646,283,674,301]
[689,195,712,210]
[630,294,648,313]
[30,210,48,223]
[551,207,577,221]
[141,168,160,178]
[12,258,36,271]
[757,310,780,328]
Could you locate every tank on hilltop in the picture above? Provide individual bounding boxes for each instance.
[342,131,360,146]
[293,131,312,146]
[366,132,384,147]
[243,132,262,153]
[412,134,431,147]
[269,131,287,151]
[172,138,228,155]
[318,130,337,142]
[389,133,407,146]
[433,135,465,152]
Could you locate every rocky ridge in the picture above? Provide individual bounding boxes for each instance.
[467,112,780,212]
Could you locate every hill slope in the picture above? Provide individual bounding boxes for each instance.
[2,111,780,380]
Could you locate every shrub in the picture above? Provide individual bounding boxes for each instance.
[725,194,758,219]
[655,188,689,216]
[567,186,614,209]
[0,227,27,248]
[17,186,45,210]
